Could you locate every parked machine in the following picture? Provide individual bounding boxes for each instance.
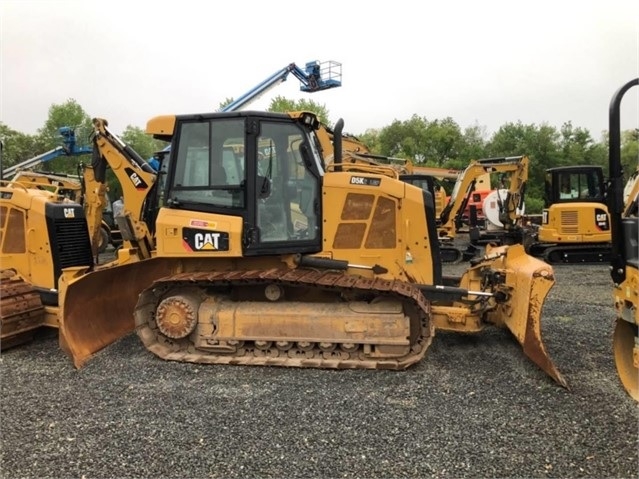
[0,118,157,349]
[437,156,529,262]
[220,60,341,111]
[526,165,612,263]
[320,150,525,263]
[607,78,638,401]
[7,168,117,254]
[0,128,122,254]
[0,111,568,389]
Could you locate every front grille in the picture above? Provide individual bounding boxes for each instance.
[45,203,94,286]
[53,217,95,269]
[560,210,579,234]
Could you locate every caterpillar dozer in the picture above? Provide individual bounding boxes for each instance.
[2,112,566,388]
[7,169,115,254]
[607,78,639,401]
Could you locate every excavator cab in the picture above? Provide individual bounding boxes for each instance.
[398,173,442,218]
[544,166,606,205]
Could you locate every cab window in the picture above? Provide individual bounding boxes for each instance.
[171,120,245,208]
[256,122,319,243]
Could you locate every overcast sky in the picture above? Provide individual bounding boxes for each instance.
[1,0,638,141]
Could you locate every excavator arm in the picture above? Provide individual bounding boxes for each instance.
[89,118,157,260]
[623,166,639,218]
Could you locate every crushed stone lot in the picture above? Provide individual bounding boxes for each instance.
[1,261,638,479]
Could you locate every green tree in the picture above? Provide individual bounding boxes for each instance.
[457,124,489,165]
[377,115,464,166]
[120,125,167,161]
[24,99,94,175]
[620,129,639,180]
[38,98,93,148]
[377,115,429,160]
[0,123,47,170]
[487,122,561,212]
[267,96,331,125]
[559,121,606,168]
[358,128,381,154]
[423,117,463,165]
[218,98,234,110]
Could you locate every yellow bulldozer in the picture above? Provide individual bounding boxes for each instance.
[6,169,114,255]
[0,112,566,389]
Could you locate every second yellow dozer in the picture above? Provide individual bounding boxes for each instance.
[33,112,565,386]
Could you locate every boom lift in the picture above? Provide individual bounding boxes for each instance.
[34,111,565,389]
[1,127,92,179]
[221,61,342,112]
[151,60,342,165]
[607,77,639,401]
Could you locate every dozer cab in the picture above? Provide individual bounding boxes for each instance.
[3,111,566,388]
[607,78,639,401]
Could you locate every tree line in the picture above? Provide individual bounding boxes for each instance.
[1,98,637,213]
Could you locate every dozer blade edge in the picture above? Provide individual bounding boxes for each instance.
[488,244,568,388]
[58,258,179,368]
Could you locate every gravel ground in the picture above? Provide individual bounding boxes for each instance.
[1,258,638,479]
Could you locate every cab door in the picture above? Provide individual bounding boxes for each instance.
[243,117,323,256]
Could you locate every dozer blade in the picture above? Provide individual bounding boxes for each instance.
[58,258,178,368]
[489,244,568,388]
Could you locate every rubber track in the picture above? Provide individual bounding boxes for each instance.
[135,268,434,370]
[542,243,612,264]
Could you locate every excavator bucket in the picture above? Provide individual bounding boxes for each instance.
[58,258,178,368]
[485,244,568,388]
